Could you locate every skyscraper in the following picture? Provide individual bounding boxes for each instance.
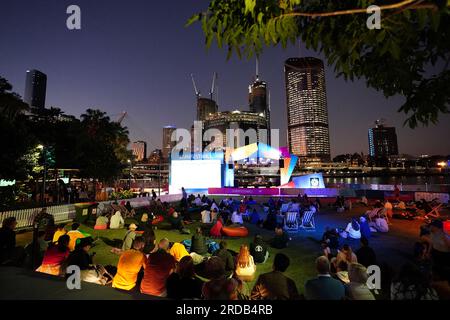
[162,126,177,161]
[249,58,270,145]
[249,80,270,144]
[284,57,331,162]
[368,122,399,158]
[132,141,147,161]
[24,69,47,109]
[197,97,218,122]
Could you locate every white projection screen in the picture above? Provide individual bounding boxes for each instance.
[169,159,222,193]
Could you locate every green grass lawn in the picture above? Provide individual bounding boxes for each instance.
[70,212,319,295]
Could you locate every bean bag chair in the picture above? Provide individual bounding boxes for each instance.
[94,224,107,230]
[222,226,249,237]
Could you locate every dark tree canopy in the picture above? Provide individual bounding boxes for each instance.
[0,76,131,183]
[187,0,450,128]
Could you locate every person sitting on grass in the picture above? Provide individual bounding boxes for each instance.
[112,237,146,291]
[122,223,138,251]
[343,217,361,240]
[304,256,345,300]
[109,211,125,229]
[213,241,235,275]
[250,234,269,264]
[210,217,223,238]
[140,238,177,297]
[190,227,208,256]
[0,217,26,267]
[346,263,375,300]
[24,231,48,269]
[369,213,389,233]
[142,227,156,254]
[67,237,94,271]
[166,255,204,300]
[202,256,240,300]
[250,209,262,225]
[355,237,377,268]
[251,253,299,300]
[270,225,291,249]
[332,260,350,285]
[322,227,340,252]
[36,234,70,276]
[391,263,439,300]
[359,216,371,239]
[168,211,184,232]
[231,210,244,225]
[336,244,358,267]
[52,224,67,243]
[67,223,86,252]
[94,214,109,230]
[263,209,278,231]
[235,244,257,282]
[169,242,190,262]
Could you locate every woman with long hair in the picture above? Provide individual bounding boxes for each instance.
[36,234,70,276]
[166,255,203,299]
[235,245,257,282]
[336,244,358,267]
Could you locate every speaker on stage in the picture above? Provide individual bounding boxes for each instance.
[228,163,233,169]
[279,159,285,168]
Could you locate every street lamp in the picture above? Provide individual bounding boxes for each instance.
[127,159,132,190]
[37,144,47,206]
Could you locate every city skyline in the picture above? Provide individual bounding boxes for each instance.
[1,1,449,157]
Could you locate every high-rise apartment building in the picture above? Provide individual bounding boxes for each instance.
[162,126,177,161]
[24,69,47,109]
[284,57,330,162]
[132,141,147,161]
[368,122,399,158]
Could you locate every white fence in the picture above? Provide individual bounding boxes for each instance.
[0,194,183,231]
[0,205,76,230]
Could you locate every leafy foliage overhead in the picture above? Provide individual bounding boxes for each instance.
[187,0,450,128]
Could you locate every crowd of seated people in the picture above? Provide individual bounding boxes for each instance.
[2,189,449,301]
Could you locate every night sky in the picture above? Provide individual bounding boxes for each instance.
[1,0,449,157]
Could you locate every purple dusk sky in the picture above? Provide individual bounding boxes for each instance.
[1,0,449,157]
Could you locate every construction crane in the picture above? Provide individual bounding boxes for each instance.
[191,73,200,99]
[116,111,127,124]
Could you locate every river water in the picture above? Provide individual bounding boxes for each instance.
[324,175,450,186]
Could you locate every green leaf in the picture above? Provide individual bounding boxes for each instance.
[186,13,201,27]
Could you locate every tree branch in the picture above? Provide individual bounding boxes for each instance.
[278,0,441,19]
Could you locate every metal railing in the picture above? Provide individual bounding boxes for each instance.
[0,204,76,230]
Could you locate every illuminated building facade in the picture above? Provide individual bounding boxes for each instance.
[132,141,147,161]
[249,79,270,144]
[203,110,268,149]
[284,57,331,162]
[368,124,398,158]
[162,126,177,161]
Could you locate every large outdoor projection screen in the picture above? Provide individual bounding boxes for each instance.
[169,159,222,193]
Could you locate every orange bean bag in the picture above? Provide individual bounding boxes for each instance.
[222,226,249,237]
[94,224,107,230]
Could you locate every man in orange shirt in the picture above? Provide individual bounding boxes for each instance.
[67,223,85,251]
[140,238,176,297]
[112,237,146,291]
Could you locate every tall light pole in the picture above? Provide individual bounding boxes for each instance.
[37,145,47,206]
[158,153,161,197]
[127,159,132,190]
